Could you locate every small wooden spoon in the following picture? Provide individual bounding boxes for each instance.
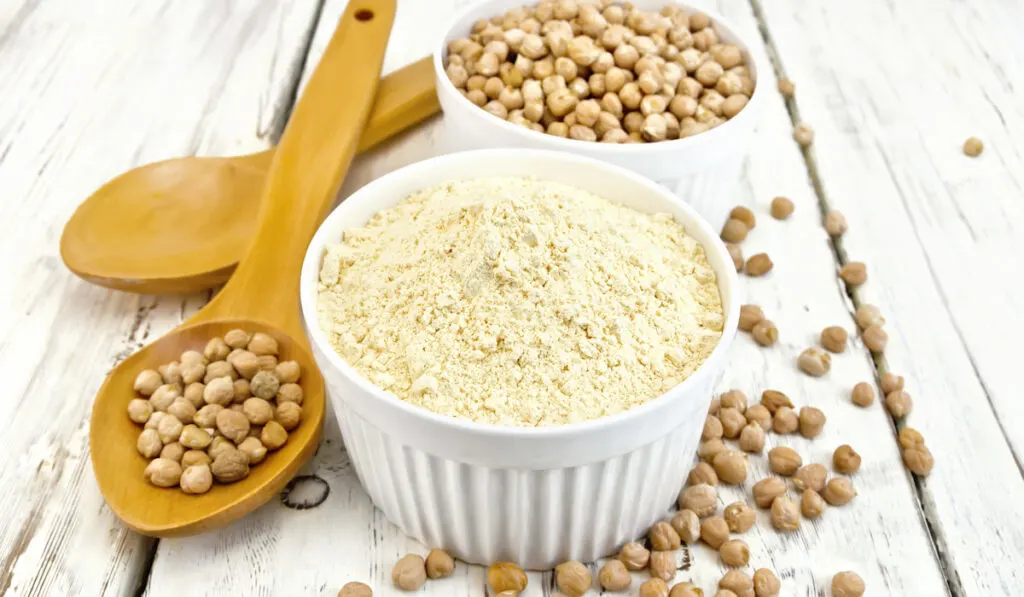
[90,0,394,537]
[61,55,437,295]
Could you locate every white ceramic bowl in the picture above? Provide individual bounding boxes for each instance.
[433,0,766,231]
[300,149,739,569]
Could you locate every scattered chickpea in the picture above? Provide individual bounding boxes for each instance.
[599,559,631,591]
[831,571,865,597]
[797,347,832,377]
[793,122,814,146]
[703,415,724,442]
[752,476,787,509]
[720,389,747,411]
[745,253,774,277]
[885,390,913,418]
[962,136,983,157]
[881,371,905,395]
[723,501,756,533]
[825,209,848,236]
[555,560,592,597]
[851,382,876,407]
[738,305,764,332]
[719,539,749,567]
[338,582,372,597]
[648,551,676,582]
[729,205,756,229]
[618,541,651,570]
[898,427,925,450]
[639,578,670,597]
[679,483,717,517]
[833,444,862,474]
[392,554,427,591]
[820,326,848,353]
[761,389,793,413]
[839,262,868,287]
[903,445,935,476]
[719,407,746,439]
[772,406,799,435]
[649,521,682,551]
[671,509,701,544]
[855,304,885,329]
[739,423,766,453]
[719,570,753,597]
[720,219,749,243]
[792,463,827,493]
[698,438,728,462]
[751,319,778,346]
[769,196,794,219]
[150,384,180,412]
[770,495,800,531]
[745,404,772,431]
[777,77,795,98]
[752,568,781,597]
[668,582,701,597]
[700,515,730,549]
[713,449,748,485]
[862,325,888,353]
[798,406,827,439]
[800,488,826,519]
[768,446,802,476]
[823,477,857,505]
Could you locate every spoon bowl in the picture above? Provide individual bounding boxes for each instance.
[91,319,324,536]
[89,0,395,536]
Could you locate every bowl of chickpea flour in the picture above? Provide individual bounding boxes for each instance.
[432,0,767,230]
[299,149,739,568]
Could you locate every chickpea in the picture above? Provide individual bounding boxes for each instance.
[642,114,668,141]
[720,218,748,243]
[885,389,913,418]
[555,560,591,597]
[203,376,235,406]
[594,111,622,136]
[695,61,723,86]
[548,121,570,137]
[207,436,235,461]
[640,578,669,597]
[833,444,862,474]
[777,77,795,98]
[688,461,718,486]
[701,515,729,548]
[275,401,302,431]
[753,568,782,597]
[825,209,848,236]
[823,477,857,505]
[727,244,743,271]
[204,337,230,362]
[798,406,827,438]
[719,539,749,567]
[602,129,629,143]
[793,122,814,146]
[669,94,697,119]
[719,570,753,597]
[678,483,717,517]
[261,421,288,451]
[692,28,718,52]
[181,449,211,468]
[671,509,701,544]
[768,446,802,476]
[738,304,764,332]
[770,496,800,531]
[649,521,681,551]
[770,196,794,219]
[752,319,778,346]
[446,63,469,88]
[648,551,676,582]
[205,360,237,383]
[903,445,934,476]
[488,562,527,593]
[792,463,827,493]
[678,76,703,98]
[569,124,597,142]
[863,324,888,353]
[211,449,250,483]
[137,429,163,458]
[392,554,427,591]
[127,398,153,424]
[156,413,184,444]
[184,382,205,407]
[133,369,163,396]
[466,89,487,106]
[194,404,223,428]
[761,389,793,413]
[963,136,983,157]
[150,384,181,412]
[144,458,182,488]
[237,436,267,465]
[881,371,904,394]
[167,396,196,424]
[425,548,455,579]
[752,476,786,509]
[179,424,213,450]
[698,438,727,462]
[555,56,578,80]
[179,463,213,494]
[851,382,876,407]
[738,423,765,453]
[723,501,756,533]
[224,329,250,349]
[613,43,640,69]
[599,559,630,591]
[484,100,508,119]
[159,362,182,385]
[216,408,250,443]
[638,70,664,95]
[745,253,774,277]
[745,404,772,430]
[618,541,650,570]
[721,94,748,118]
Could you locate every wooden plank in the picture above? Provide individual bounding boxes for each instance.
[0,1,325,594]
[145,0,947,595]
[751,0,1024,594]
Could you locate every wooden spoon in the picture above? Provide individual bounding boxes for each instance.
[90,0,394,537]
[61,55,437,295]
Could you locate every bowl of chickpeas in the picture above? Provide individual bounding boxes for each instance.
[433,0,765,229]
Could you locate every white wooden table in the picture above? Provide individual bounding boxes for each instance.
[2,0,1023,595]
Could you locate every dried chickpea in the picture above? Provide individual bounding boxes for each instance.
[275,401,302,431]
[745,404,772,430]
[801,488,826,519]
[728,206,756,230]
[855,304,885,330]
[768,446,802,476]
[773,406,798,434]
[694,60,723,86]
[261,420,288,451]
[898,427,925,450]
[833,444,862,474]
[678,75,702,97]
[184,382,205,407]
[232,378,251,403]
[863,325,888,353]
[719,570,753,597]
[179,424,212,450]
[159,362,182,385]
[466,89,488,106]
[157,414,184,444]
[642,114,668,141]
[881,371,904,395]
[338,582,372,597]
[963,136,983,157]
[640,94,668,117]
[798,406,827,438]
[150,384,181,412]
[700,515,729,549]
[277,383,304,404]
[204,376,235,406]
[182,450,211,468]
[688,461,718,487]
[823,477,857,505]
[761,390,793,413]
[713,450,747,485]
[167,396,196,424]
[207,436,234,461]
[569,124,597,141]
[555,560,591,597]
[134,369,163,396]
[699,438,727,462]
[679,483,717,517]
[793,122,814,146]
[548,121,570,137]
[720,389,747,411]
[751,319,778,346]
[211,449,249,483]
[204,337,230,362]
[671,509,701,544]
[640,578,670,597]
[777,78,795,98]
[702,415,724,442]
[144,458,182,488]
[421,548,455,580]
[770,496,800,531]
[205,359,237,382]
[839,262,867,286]
[770,196,794,219]
[224,329,250,349]
[820,326,848,353]
[831,571,865,597]
[903,445,934,476]
[798,347,831,377]
[668,582,701,597]
[723,501,756,533]
[194,404,223,429]
[792,463,827,493]
[738,304,763,332]
[599,559,631,591]
[825,209,848,236]
[648,521,681,551]
[720,218,748,243]
[180,463,213,494]
[618,541,650,570]
[721,94,748,118]
[752,477,787,509]
[739,423,765,453]
[623,110,645,133]
[727,244,743,271]
[885,390,913,418]
[128,398,153,424]
[237,436,267,465]
[719,539,749,567]
[718,408,746,439]
[392,554,427,591]
[215,408,250,443]
[851,382,876,407]
[745,253,774,277]
[242,398,274,425]
[484,100,509,119]
[753,568,781,597]
[488,562,527,593]
[137,429,163,458]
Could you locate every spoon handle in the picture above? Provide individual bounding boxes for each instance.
[199,0,396,333]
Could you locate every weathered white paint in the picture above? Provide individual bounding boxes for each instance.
[0,1,326,595]
[143,1,947,596]
[753,0,1024,594]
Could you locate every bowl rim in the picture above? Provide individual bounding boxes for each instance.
[300,148,739,439]
[430,0,767,155]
